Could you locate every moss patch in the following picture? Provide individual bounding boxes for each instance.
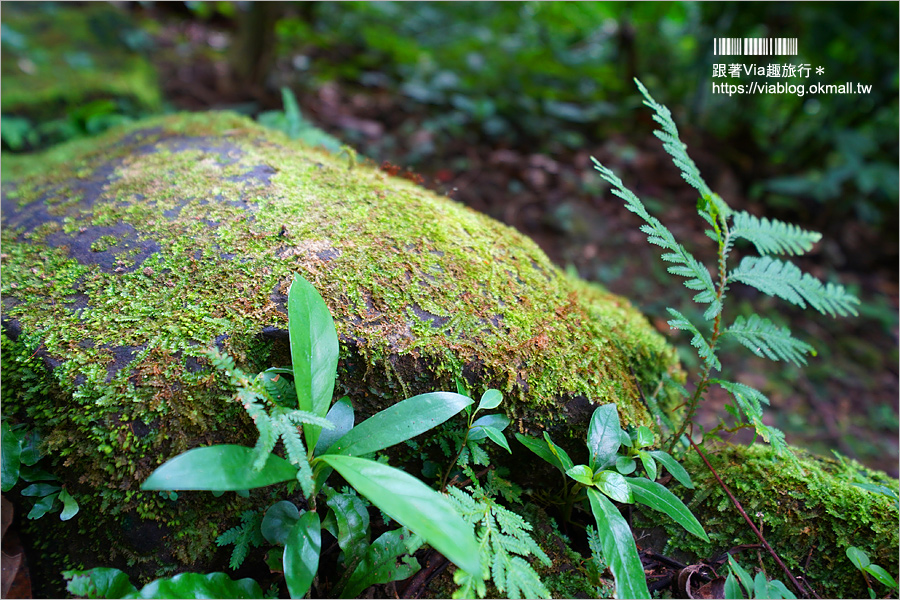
[1,111,681,580]
[659,443,899,599]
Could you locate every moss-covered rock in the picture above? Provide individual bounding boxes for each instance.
[1,3,161,149]
[0,111,681,582]
[659,443,899,599]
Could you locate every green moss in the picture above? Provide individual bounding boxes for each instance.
[1,111,682,578]
[659,443,899,599]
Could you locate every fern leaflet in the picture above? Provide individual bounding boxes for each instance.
[715,381,789,456]
[593,160,721,318]
[448,485,551,599]
[729,256,859,317]
[666,308,720,370]
[730,212,822,256]
[216,510,264,570]
[720,314,815,366]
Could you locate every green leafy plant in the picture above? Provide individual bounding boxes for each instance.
[257,87,343,153]
[138,274,482,598]
[846,546,899,599]
[724,556,797,599]
[592,79,859,453]
[1,421,79,520]
[63,568,264,599]
[517,403,708,599]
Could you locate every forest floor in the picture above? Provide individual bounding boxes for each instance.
[151,17,898,478]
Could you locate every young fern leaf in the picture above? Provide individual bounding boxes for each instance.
[216,510,264,570]
[730,212,822,256]
[729,256,859,317]
[634,79,716,204]
[716,381,789,456]
[666,308,720,370]
[592,160,721,318]
[447,486,551,600]
[720,315,815,366]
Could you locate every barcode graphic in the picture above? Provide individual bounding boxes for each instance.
[713,38,798,56]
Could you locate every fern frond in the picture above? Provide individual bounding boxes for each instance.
[251,416,278,472]
[666,309,720,370]
[507,556,552,600]
[279,408,335,430]
[716,380,790,456]
[215,510,264,570]
[260,371,297,408]
[447,486,551,599]
[593,160,721,317]
[731,212,822,256]
[720,315,815,366]
[729,257,859,317]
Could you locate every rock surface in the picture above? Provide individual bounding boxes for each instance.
[1,112,681,580]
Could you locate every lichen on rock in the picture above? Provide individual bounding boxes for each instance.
[1,111,682,579]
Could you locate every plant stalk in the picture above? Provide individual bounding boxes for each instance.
[689,439,818,599]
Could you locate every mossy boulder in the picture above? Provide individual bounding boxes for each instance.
[0,111,682,581]
[657,443,899,599]
[1,3,161,149]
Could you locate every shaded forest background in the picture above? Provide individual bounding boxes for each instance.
[2,1,897,476]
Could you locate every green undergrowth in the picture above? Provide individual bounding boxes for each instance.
[661,443,899,599]
[0,110,680,581]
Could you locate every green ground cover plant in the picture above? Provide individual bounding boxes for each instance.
[517,404,707,599]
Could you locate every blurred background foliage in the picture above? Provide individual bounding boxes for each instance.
[1,0,897,474]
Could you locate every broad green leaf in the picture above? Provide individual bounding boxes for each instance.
[616,456,637,475]
[515,434,560,470]
[125,572,263,599]
[728,556,754,596]
[326,392,472,457]
[314,396,354,457]
[319,454,480,577]
[587,404,623,470]
[27,493,58,519]
[648,450,694,489]
[141,445,296,491]
[18,465,56,482]
[634,426,654,448]
[21,482,61,496]
[468,414,510,441]
[586,488,650,599]
[284,512,321,599]
[846,546,870,570]
[753,571,770,599]
[768,579,797,599]
[628,477,708,541]
[64,567,138,599]
[342,529,423,598]
[325,491,370,562]
[261,501,301,546]
[724,573,745,599]
[481,426,511,453]
[863,564,898,589]
[18,429,42,466]
[544,432,575,473]
[59,488,80,521]
[566,465,594,487]
[477,389,502,411]
[288,274,339,452]
[595,470,633,503]
[1,421,21,492]
[638,450,658,481]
